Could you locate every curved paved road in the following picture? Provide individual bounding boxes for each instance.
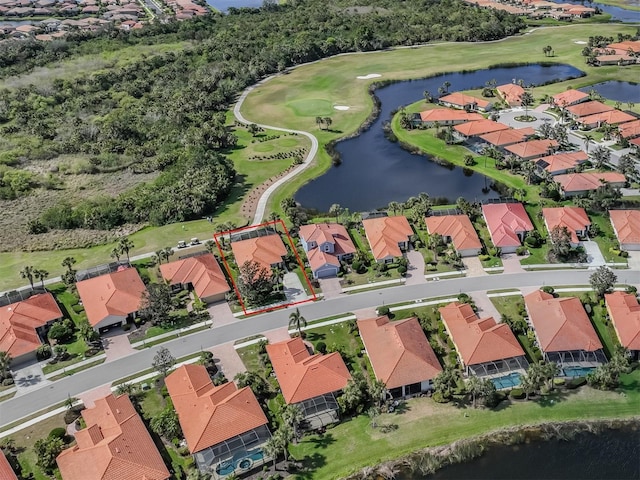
[233,81,319,225]
[3,268,632,427]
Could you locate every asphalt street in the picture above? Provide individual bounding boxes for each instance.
[4,268,637,427]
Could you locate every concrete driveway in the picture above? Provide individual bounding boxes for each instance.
[207,302,236,328]
[283,272,308,303]
[581,241,605,268]
[495,108,555,130]
[462,257,487,277]
[318,277,342,299]
[102,329,135,362]
[13,362,50,396]
[405,250,426,285]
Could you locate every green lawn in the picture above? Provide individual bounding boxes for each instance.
[490,294,541,362]
[305,321,368,374]
[290,369,640,479]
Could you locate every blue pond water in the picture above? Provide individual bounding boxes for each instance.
[579,81,640,104]
[491,372,522,389]
[296,64,584,212]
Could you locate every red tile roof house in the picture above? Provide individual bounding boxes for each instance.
[481,202,534,254]
[566,100,613,120]
[362,215,413,263]
[554,172,626,198]
[0,450,18,480]
[438,92,493,112]
[605,291,640,360]
[453,119,510,139]
[552,89,589,108]
[618,119,640,140]
[160,253,230,304]
[56,394,170,480]
[479,127,535,148]
[496,83,525,106]
[439,302,528,378]
[534,151,589,176]
[166,365,271,477]
[299,223,356,279]
[577,110,636,129]
[504,139,558,161]
[524,290,607,371]
[425,214,482,257]
[266,337,351,429]
[76,267,147,333]
[542,206,591,247]
[357,316,442,398]
[418,108,483,127]
[230,234,287,275]
[0,292,63,364]
[609,209,640,251]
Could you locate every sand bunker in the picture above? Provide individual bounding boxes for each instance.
[574,41,587,44]
[334,105,350,110]
[356,73,382,80]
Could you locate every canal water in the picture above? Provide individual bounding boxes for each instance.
[579,81,640,104]
[402,425,640,480]
[295,64,583,213]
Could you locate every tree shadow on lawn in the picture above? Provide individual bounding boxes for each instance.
[295,453,328,480]
[305,332,326,342]
[306,432,336,450]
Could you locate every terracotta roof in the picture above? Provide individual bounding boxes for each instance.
[542,206,591,244]
[362,216,413,261]
[0,450,17,480]
[479,127,535,147]
[419,109,483,123]
[231,234,287,273]
[566,101,613,118]
[299,223,356,258]
[535,151,588,174]
[307,248,340,271]
[76,267,147,327]
[619,119,640,139]
[482,203,533,249]
[496,83,525,105]
[596,54,635,63]
[439,302,524,366]
[166,365,268,454]
[504,139,558,159]
[56,394,170,480]
[454,119,510,137]
[357,316,442,389]
[524,290,602,353]
[266,337,351,404]
[555,172,626,194]
[605,291,640,351]
[425,214,481,252]
[553,89,589,107]
[0,293,62,358]
[579,110,636,126]
[609,210,640,246]
[159,253,229,300]
[438,92,491,109]
[607,40,640,53]
[631,137,640,147]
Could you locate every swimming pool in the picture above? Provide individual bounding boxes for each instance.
[491,372,522,389]
[562,366,595,378]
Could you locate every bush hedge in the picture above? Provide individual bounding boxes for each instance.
[566,377,587,389]
[509,388,525,399]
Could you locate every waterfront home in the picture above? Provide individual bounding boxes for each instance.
[439,302,528,377]
[606,40,640,54]
[166,365,271,477]
[552,89,589,108]
[496,83,525,106]
[299,223,356,278]
[56,394,170,480]
[266,337,351,429]
[362,215,413,263]
[479,127,535,148]
[566,101,613,120]
[160,253,230,304]
[418,108,483,126]
[357,316,443,398]
[609,210,640,251]
[504,139,558,161]
[231,234,287,275]
[454,119,510,139]
[595,54,637,66]
[535,151,589,176]
[542,206,591,247]
[554,172,626,197]
[577,110,636,129]
[0,292,63,364]
[524,290,607,370]
[619,119,640,140]
[481,202,534,253]
[425,214,482,257]
[76,267,147,333]
[605,291,640,360]
[438,92,493,112]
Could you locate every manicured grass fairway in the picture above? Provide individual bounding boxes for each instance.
[290,369,640,480]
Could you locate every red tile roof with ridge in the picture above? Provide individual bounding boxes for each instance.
[439,302,524,366]
[496,83,525,105]
[362,216,413,261]
[504,139,558,160]
[0,450,17,480]
[425,214,481,252]
[555,172,626,194]
[56,394,170,480]
[357,316,442,389]
[76,267,147,327]
[542,206,591,244]
[566,100,613,118]
[0,292,62,358]
[535,151,588,174]
[454,119,510,137]
[299,223,356,258]
[419,109,483,123]
[159,253,229,300]
[479,127,535,147]
[266,337,351,404]
[609,210,640,247]
[619,120,640,139]
[165,364,269,454]
[524,290,602,353]
[438,92,491,110]
[605,291,640,351]
[482,203,533,249]
[231,234,287,274]
[579,110,636,127]
[552,89,589,107]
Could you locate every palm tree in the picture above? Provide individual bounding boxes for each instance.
[465,375,484,408]
[34,269,48,288]
[263,436,281,470]
[368,379,387,408]
[387,201,400,215]
[154,250,163,265]
[323,117,332,130]
[281,404,305,443]
[162,247,174,263]
[423,90,433,103]
[0,351,12,380]
[315,116,324,130]
[288,308,307,336]
[583,133,594,154]
[118,236,134,262]
[540,361,560,391]
[110,248,121,263]
[20,265,35,290]
[329,203,342,223]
